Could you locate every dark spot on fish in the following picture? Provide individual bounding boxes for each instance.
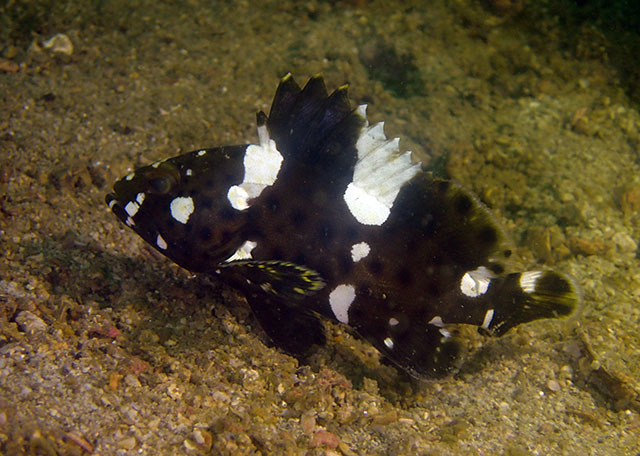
[357,283,373,296]
[478,226,497,245]
[291,208,307,227]
[270,247,284,259]
[266,195,279,212]
[318,222,334,241]
[503,249,512,258]
[455,195,472,214]
[489,263,505,274]
[338,255,353,275]
[219,206,236,221]
[200,227,213,241]
[437,180,450,193]
[395,266,414,285]
[367,258,383,275]
[200,198,213,209]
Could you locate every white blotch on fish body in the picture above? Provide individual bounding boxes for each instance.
[156,234,168,250]
[227,124,283,211]
[186,169,193,176]
[429,316,445,328]
[520,271,543,293]
[125,173,135,181]
[350,242,370,262]
[170,196,194,224]
[224,240,258,262]
[481,308,495,330]
[197,150,207,157]
[460,266,494,297]
[343,106,421,226]
[388,317,399,326]
[384,337,394,349]
[329,284,355,325]
[135,192,145,205]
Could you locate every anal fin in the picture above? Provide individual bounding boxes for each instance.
[244,292,326,356]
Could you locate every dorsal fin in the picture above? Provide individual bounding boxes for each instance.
[265,74,363,167]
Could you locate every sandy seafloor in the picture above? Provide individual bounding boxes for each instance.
[1,0,640,454]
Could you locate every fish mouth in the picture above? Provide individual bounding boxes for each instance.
[105,192,130,225]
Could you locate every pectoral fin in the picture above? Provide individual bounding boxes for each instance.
[218,260,325,300]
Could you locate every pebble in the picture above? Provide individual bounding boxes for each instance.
[124,373,141,388]
[42,33,73,56]
[15,311,47,333]
[310,430,340,449]
[117,436,136,450]
[547,380,562,392]
[612,232,637,253]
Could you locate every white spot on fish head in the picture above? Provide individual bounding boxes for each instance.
[185,169,193,176]
[225,240,258,262]
[329,284,355,325]
[197,150,207,157]
[125,173,135,181]
[350,242,371,262]
[108,199,117,210]
[460,266,494,297]
[124,201,139,217]
[520,271,543,293]
[156,234,168,250]
[170,196,194,224]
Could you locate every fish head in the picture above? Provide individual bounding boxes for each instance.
[106,146,249,272]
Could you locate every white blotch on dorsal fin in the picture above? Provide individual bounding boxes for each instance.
[227,123,283,211]
[344,109,421,226]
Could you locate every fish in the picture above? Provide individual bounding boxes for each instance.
[105,74,579,378]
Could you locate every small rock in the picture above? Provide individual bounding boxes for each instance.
[123,373,141,388]
[619,184,640,216]
[612,232,637,253]
[117,436,136,450]
[310,430,340,449]
[300,413,316,434]
[15,311,47,333]
[547,380,561,392]
[42,33,73,56]
[568,237,608,256]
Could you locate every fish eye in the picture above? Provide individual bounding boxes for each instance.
[146,175,174,194]
[142,165,181,194]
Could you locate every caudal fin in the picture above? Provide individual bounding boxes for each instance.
[482,270,580,336]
